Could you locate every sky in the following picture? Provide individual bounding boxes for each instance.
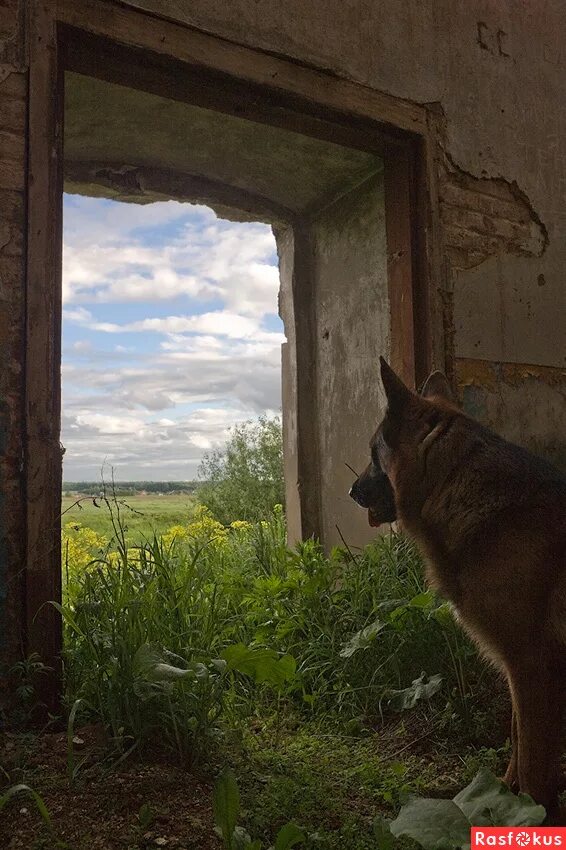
[62,195,284,481]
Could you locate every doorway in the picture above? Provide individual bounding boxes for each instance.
[26,0,435,708]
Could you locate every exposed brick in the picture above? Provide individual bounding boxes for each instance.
[445,245,489,270]
[439,154,547,270]
[439,182,531,224]
[441,205,487,233]
[444,224,501,255]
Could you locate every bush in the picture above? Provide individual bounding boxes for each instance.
[197,416,284,525]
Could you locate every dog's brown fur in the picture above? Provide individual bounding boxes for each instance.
[350,358,566,817]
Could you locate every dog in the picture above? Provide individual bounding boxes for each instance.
[349,357,566,817]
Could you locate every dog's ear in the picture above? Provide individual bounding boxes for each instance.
[380,357,411,412]
[420,370,453,401]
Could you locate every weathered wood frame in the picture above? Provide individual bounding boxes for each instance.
[27,0,442,707]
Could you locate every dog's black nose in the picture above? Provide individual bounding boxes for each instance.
[349,479,368,508]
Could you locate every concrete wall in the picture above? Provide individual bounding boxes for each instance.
[311,173,389,550]
[276,225,302,544]
[123,0,566,467]
[278,173,389,551]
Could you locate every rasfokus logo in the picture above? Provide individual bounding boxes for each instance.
[471,828,566,848]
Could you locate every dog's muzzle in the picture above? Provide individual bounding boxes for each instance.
[349,479,369,508]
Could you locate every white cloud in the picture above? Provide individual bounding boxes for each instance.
[65,309,286,345]
[62,332,283,415]
[62,405,258,480]
[63,306,93,323]
[71,339,92,352]
[63,198,280,320]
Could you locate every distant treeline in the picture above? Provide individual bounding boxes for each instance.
[63,481,200,496]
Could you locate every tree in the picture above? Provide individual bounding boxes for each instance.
[197,416,284,525]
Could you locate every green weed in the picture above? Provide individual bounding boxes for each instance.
[60,497,499,764]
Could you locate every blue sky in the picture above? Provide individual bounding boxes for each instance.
[62,195,284,480]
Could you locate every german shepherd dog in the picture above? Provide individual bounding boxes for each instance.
[350,358,566,817]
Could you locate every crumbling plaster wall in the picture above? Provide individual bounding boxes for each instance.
[126,0,566,467]
[311,173,388,551]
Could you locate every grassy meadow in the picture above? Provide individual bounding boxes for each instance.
[62,492,198,538]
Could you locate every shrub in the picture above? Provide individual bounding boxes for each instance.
[197,416,284,525]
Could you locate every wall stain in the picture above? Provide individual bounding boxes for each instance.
[456,357,566,390]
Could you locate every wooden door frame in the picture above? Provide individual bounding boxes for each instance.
[27,0,442,707]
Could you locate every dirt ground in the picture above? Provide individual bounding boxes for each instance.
[0,727,222,850]
[0,702,515,850]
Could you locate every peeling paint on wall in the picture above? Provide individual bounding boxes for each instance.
[457,357,566,392]
[456,357,566,471]
[439,151,548,271]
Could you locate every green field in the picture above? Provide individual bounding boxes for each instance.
[61,493,198,537]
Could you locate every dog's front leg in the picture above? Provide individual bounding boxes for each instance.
[509,658,562,820]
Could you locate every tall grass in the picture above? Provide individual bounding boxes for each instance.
[61,503,493,761]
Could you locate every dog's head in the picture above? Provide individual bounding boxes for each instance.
[349,358,457,527]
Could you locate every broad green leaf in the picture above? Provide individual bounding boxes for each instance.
[222,643,262,671]
[133,644,193,682]
[340,619,386,658]
[213,769,240,848]
[222,644,297,688]
[390,770,546,850]
[212,658,228,675]
[232,825,256,849]
[377,598,409,614]
[387,672,443,712]
[408,591,436,609]
[276,655,297,683]
[430,602,455,627]
[454,769,546,827]
[273,821,305,850]
[138,802,154,830]
[390,798,470,850]
[373,815,395,850]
